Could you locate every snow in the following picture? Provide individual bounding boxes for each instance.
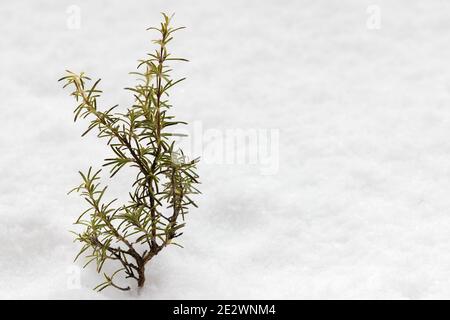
[1,0,450,299]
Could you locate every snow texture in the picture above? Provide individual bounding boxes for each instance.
[1,0,450,299]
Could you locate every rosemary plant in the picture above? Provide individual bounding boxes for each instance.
[59,13,200,291]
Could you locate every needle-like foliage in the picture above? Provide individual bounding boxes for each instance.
[59,13,200,291]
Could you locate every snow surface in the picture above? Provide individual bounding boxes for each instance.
[2,0,450,299]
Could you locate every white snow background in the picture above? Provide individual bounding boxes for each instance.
[1,0,450,299]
